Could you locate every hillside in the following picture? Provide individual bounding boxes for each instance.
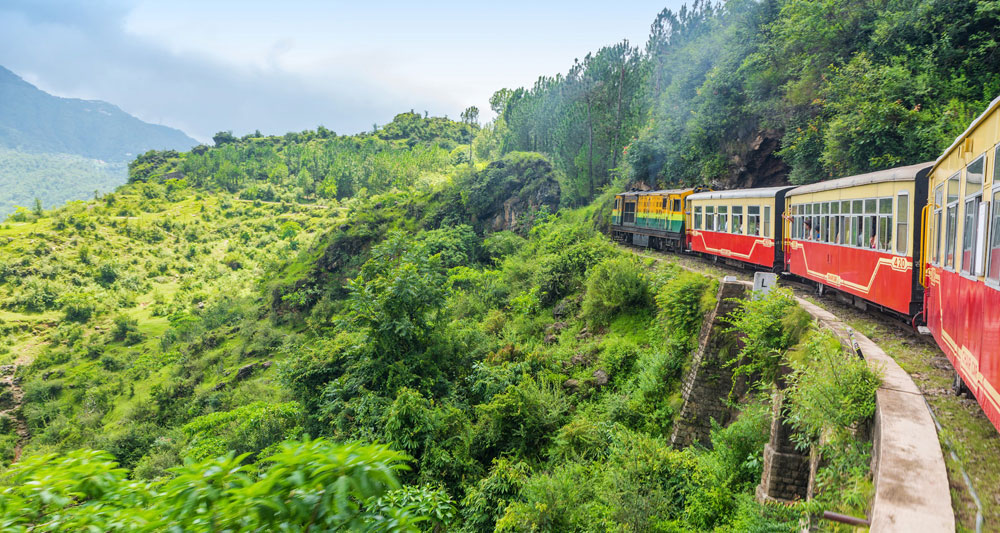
[0,111,886,531]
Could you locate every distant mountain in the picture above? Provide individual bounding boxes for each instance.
[0,65,197,162]
[0,66,199,217]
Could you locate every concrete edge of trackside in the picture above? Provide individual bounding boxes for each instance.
[792,297,954,532]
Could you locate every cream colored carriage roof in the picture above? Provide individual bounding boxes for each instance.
[619,188,690,197]
[688,186,795,201]
[786,162,933,197]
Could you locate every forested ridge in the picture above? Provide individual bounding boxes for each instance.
[2,0,996,529]
[482,0,1000,201]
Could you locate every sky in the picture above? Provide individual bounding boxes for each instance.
[0,0,685,143]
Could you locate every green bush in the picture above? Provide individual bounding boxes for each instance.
[655,269,716,335]
[581,255,650,326]
[725,288,811,387]
[111,314,143,345]
[180,401,302,462]
[473,377,571,461]
[59,291,100,323]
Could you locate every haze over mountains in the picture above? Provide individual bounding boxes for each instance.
[0,65,197,216]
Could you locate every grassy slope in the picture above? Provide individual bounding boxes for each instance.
[0,182,345,463]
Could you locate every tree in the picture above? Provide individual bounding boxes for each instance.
[212,131,238,147]
[461,106,480,164]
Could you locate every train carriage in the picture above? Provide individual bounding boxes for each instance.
[784,163,931,316]
[685,187,794,270]
[611,188,703,250]
[923,95,1000,432]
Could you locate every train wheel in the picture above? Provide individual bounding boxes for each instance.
[952,371,970,397]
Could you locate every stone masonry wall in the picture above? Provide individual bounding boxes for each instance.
[756,387,811,502]
[670,280,747,449]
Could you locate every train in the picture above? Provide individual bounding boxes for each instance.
[611,95,1000,434]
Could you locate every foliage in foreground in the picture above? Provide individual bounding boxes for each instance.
[0,438,454,532]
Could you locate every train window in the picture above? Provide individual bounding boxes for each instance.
[863,216,875,249]
[946,173,961,269]
[764,206,771,238]
[962,157,985,275]
[946,203,958,269]
[718,206,729,233]
[988,189,1000,283]
[662,198,668,210]
[966,157,984,196]
[821,212,830,242]
[694,206,703,229]
[673,199,682,212]
[947,173,961,203]
[896,194,909,255]
[864,199,876,214]
[878,198,893,251]
[748,206,760,236]
[962,195,980,274]
[933,185,943,264]
[849,215,860,247]
[705,206,715,231]
[732,206,744,234]
[994,144,1000,184]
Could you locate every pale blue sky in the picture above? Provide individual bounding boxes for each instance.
[0,0,685,142]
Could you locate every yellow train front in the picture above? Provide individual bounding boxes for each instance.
[611,188,703,251]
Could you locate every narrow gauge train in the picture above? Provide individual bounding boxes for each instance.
[609,95,1000,433]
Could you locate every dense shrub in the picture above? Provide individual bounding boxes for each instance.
[581,255,650,326]
[473,378,571,461]
[656,270,716,336]
[725,288,811,387]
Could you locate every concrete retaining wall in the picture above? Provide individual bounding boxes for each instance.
[794,298,954,532]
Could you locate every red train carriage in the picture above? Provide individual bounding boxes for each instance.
[784,163,931,316]
[923,95,1000,432]
[685,187,795,270]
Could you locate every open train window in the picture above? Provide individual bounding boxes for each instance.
[673,198,681,212]
[988,188,1000,284]
[803,204,812,240]
[718,206,728,233]
[961,156,984,275]
[748,206,760,236]
[878,198,892,251]
[732,206,744,235]
[933,185,943,264]
[946,173,961,269]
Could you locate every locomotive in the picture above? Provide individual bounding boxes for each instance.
[611,95,1000,434]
